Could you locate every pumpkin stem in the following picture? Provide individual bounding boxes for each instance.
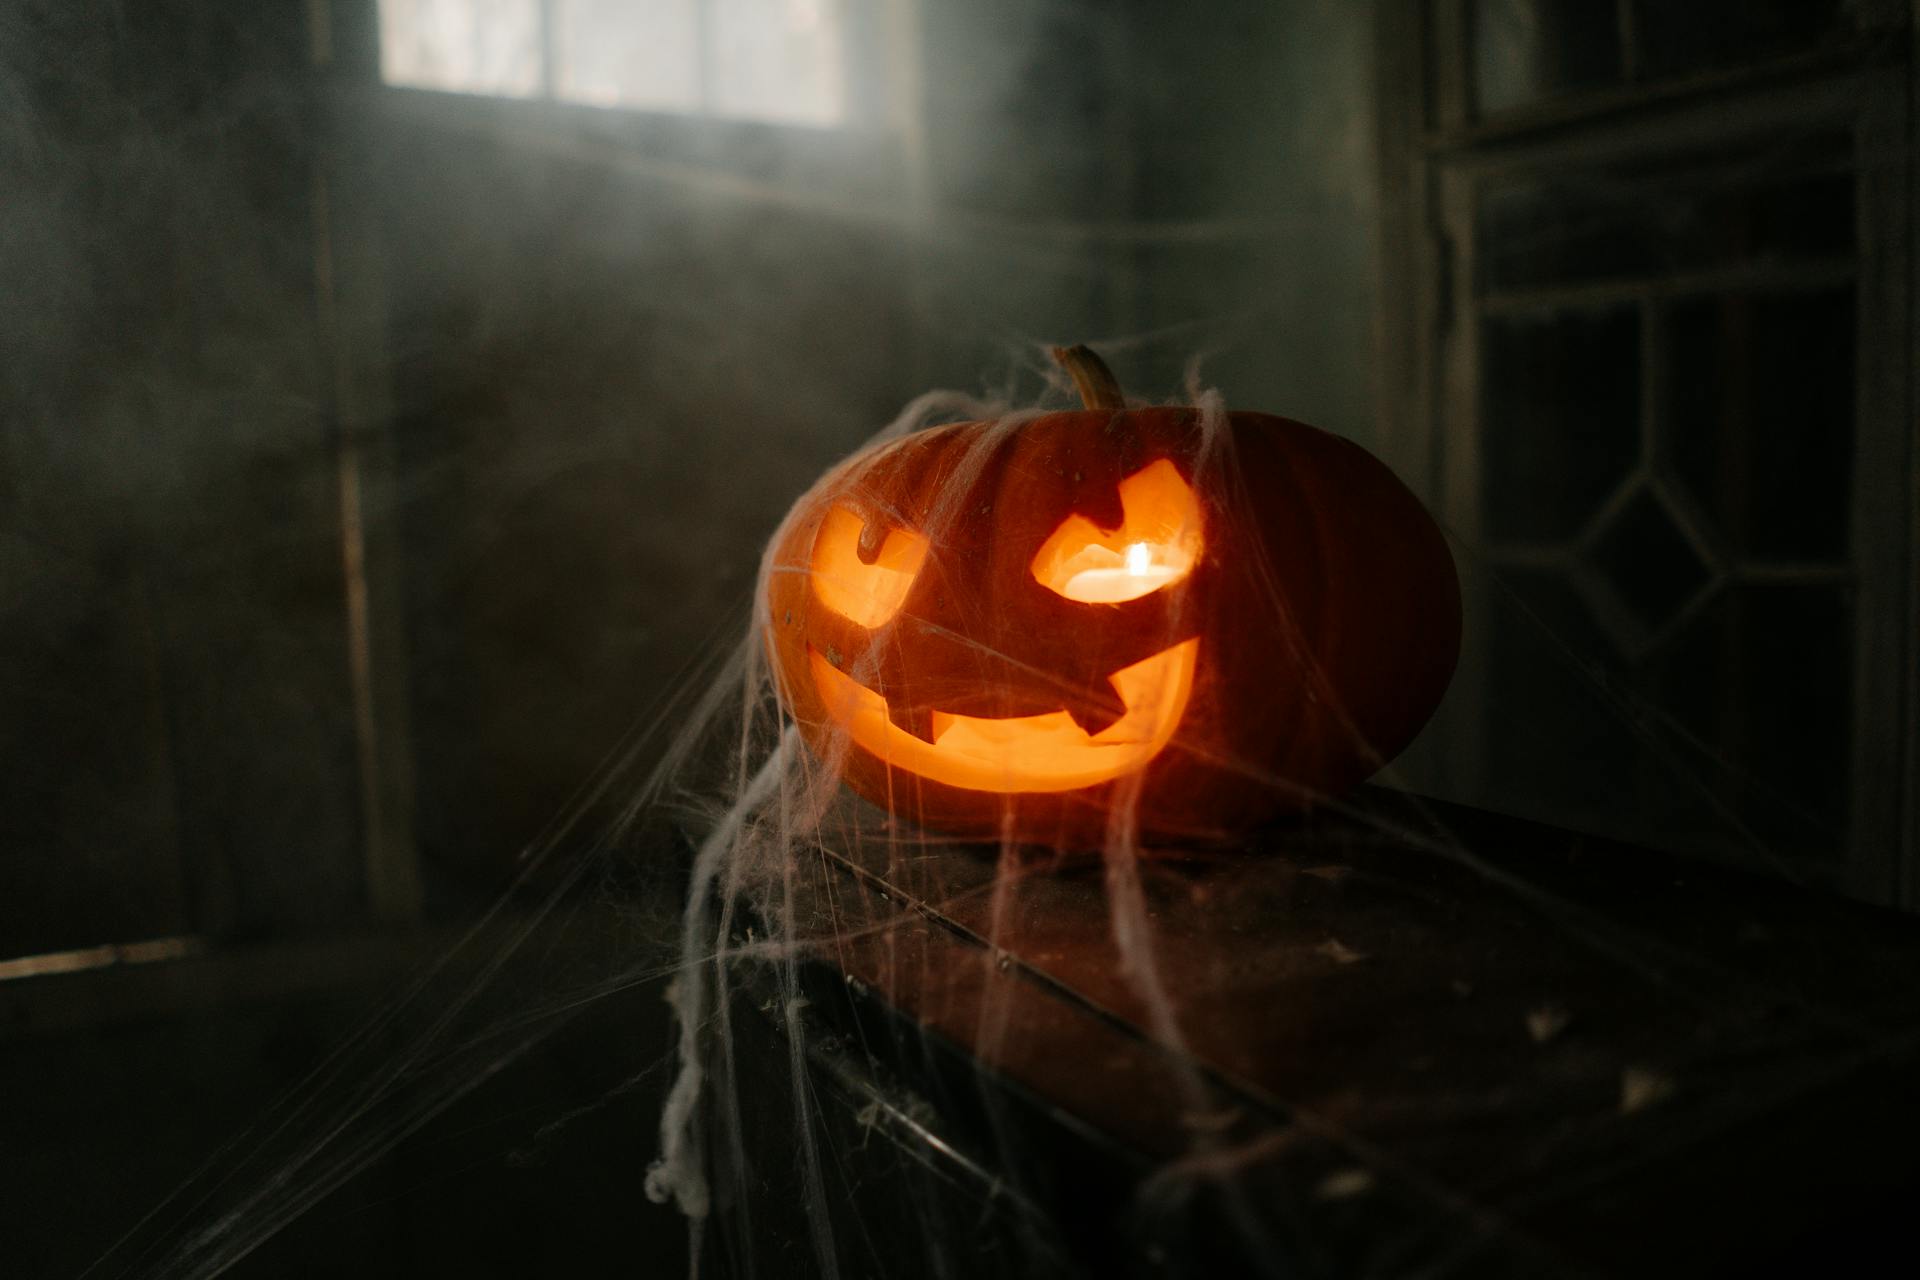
[1050,344,1126,411]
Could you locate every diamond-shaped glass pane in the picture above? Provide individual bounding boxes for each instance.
[1585,488,1714,630]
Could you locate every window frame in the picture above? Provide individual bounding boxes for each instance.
[1375,0,1918,906]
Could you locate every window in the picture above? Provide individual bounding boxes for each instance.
[377,0,848,127]
[378,0,543,98]
[1379,2,1915,904]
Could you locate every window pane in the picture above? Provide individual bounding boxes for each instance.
[1585,487,1715,631]
[553,0,701,114]
[1668,289,1855,563]
[712,0,847,127]
[1471,0,1623,116]
[1634,0,1848,81]
[1478,175,1655,293]
[1477,147,1853,294]
[1481,306,1642,544]
[379,0,542,98]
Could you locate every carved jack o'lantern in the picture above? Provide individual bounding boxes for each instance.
[763,347,1460,844]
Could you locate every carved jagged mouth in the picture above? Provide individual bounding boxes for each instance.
[808,639,1199,794]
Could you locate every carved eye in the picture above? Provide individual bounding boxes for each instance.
[811,505,930,627]
[1031,459,1203,604]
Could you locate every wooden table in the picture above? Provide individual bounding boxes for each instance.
[712,789,1920,1278]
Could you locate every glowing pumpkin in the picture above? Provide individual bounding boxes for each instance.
[762,347,1460,844]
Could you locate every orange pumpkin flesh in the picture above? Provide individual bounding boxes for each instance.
[762,350,1461,845]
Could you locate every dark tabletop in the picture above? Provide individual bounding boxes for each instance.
[721,787,1920,1278]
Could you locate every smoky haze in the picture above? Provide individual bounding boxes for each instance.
[7,5,1913,1279]
[0,0,1382,953]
